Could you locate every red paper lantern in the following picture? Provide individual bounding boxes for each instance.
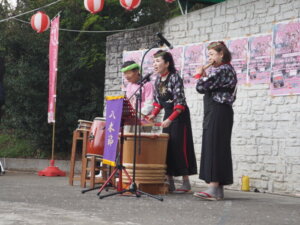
[84,0,105,14]
[30,11,50,33]
[120,0,141,11]
[165,0,176,3]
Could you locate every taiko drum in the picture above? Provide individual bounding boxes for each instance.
[122,133,169,184]
[86,117,106,156]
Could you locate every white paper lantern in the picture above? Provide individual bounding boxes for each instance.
[84,0,105,14]
[30,11,50,33]
[120,0,141,11]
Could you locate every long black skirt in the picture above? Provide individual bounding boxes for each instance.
[163,107,197,177]
[199,94,234,185]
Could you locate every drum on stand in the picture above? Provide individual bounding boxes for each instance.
[87,117,106,157]
[122,133,169,185]
[77,120,93,132]
[82,117,109,187]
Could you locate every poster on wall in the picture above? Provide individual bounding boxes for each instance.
[169,46,184,76]
[227,37,248,84]
[271,19,300,96]
[122,50,144,91]
[141,48,161,82]
[143,48,160,76]
[248,34,272,84]
[182,43,205,87]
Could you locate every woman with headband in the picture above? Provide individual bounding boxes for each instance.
[194,41,237,200]
[147,50,197,193]
[121,61,154,132]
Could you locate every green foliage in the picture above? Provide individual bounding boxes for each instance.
[0,131,39,158]
[0,0,180,158]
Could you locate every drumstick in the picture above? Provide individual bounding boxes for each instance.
[193,61,214,79]
[141,122,162,127]
[141,115,161,127]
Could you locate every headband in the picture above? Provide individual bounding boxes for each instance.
[121,63,140,72]
[208,41,225,50]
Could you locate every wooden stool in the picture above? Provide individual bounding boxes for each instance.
[81,155,109,188]
[69,129,110,188]
[69,129,89,186]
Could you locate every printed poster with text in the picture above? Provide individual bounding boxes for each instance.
[141,48,161,84]
[227,38,248,84]
[271,20,300,96]
[169,46,184,76]
[248,34,272,84]
[182,43,205,88]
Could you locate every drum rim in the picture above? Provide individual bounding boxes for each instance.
[77,128,91,131]
[78,120,93,123]
[123,163,167,169]
[94,117,106,121]
[123,132,169,138]
[86,154,103,158]
[78,125,92,127]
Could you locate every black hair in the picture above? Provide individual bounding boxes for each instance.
[153,50,176,73]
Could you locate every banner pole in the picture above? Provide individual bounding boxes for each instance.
[38,16,65,176]
[51,122,55,160]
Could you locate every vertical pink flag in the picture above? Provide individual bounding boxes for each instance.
[48,16,60,123]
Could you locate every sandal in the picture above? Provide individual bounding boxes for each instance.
[193,191,219,201]
[173,188,191,194]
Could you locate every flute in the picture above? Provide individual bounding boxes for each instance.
[193,61,214,79]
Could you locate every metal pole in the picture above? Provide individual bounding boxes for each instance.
[51,122,55,160]
[177,0,184,15]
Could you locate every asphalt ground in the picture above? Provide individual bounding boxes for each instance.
[0,171,299,225]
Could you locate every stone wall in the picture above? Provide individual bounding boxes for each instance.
[105,0,300,195]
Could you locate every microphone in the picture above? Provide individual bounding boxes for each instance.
[139,72,153,84]
[156,32,173,49]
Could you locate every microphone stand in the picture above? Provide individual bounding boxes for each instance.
[123,41,164,201]
[98,41,164,201]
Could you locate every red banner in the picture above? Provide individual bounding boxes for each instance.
[48,16,60,123]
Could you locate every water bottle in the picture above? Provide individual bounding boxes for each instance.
[241,175,250,191]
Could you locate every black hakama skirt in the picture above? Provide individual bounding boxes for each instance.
[163,107,197,177]
[199,93,234,185]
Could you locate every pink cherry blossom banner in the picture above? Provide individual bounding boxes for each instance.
[48,16,60,123]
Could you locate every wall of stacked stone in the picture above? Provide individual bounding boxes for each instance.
[105,0,300,195]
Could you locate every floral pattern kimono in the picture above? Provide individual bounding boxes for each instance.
[153,72,197,176]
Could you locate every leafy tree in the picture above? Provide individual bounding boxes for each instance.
[0,0,180,158]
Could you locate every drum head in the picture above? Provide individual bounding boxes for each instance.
[78,119,93,124]
[77,120,93,131]
[94,117,106,121]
